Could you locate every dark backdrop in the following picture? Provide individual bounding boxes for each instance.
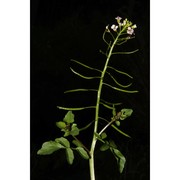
[31,0,150,179]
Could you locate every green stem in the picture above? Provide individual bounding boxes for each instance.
[98,119,116,136]
[89,31,121,180]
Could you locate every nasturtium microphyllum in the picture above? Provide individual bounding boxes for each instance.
[37,16,138,180]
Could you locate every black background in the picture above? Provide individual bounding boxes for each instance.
[31,0,150,179]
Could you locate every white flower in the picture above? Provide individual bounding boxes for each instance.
[127,27,134,35]
[115,16,122,21]
[115,16,122,25]
[111,24,118,31]
[105,25,110,32]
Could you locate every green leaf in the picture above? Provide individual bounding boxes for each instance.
[100,143,109,151]
[109,140,117,149]
[115,121,120,126]
[37,141,65,155]
[76,147,89,160]
[101,132,107,139]
[63,111,74,124]
[63,131,70,137]
[70,124,79,136]
[66,148,74,165]
[118,156,126,173]
[72,140,83,147]
[119,109,133,120]
[110,148,126,173]
[112,148,124,159]
[56,121,66,129]
[55,137,70,148]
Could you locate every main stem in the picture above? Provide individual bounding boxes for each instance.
[89,32,121,180]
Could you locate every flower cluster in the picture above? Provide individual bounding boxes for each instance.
[105,16,137,35]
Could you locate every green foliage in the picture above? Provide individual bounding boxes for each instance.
[109,140,118,149]
[70,124,79,136]
[101,132,107,139]
[37,141,65,155]
[56,111,80,137]
[76,147,89,160]
[100,142,109,151]
[72,139,83,147]
[119,109,133,120]
[110,147,126,173]
[56,121,66,129]
[115,120,120,126]
[63,111,74,124]
[55,137,70,148]
[66,148,74,165]
[99,139,126,173]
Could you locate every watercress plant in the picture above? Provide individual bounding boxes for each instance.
[37,16,138,180]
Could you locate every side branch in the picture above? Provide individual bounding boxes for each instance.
[98,117,131,138]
